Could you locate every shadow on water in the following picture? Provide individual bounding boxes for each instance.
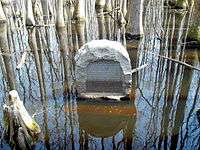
[0,0,200,149]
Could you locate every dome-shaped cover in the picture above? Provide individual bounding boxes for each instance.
[75,40,132,94]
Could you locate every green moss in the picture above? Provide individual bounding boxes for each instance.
[167,0,189,9]
[188,25,200,44]
[3,110,9,132]
[28,120,41,134]
[176,0,188,9]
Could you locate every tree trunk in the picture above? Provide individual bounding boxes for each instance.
[188,1,200,43]
[104,0,112,12]
[73,0,86,47]
[0,1,16,90]
[41,0,49,24]
[28,27,47,102]
[127,0,144,36]
[176,0,188,9]
[26,0,35,26]
[56,0,65,27]
[96,0,106,39]
[57,26,70,93]
[96,0,106,10]
[3,90,41,149]
[73,0,85,21]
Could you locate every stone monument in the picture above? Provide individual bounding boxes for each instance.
[75,40,132,99]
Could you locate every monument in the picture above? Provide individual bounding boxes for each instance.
[75,40,132,99]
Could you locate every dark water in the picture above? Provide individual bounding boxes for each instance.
[0,1,200,150]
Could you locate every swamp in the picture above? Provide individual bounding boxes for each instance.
[0,0,200,149]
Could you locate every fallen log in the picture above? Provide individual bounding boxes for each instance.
[3,90,41,149]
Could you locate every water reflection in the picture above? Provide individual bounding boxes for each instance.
[132,1,200,149]
[32,95,136,149]
[0,0,200,149]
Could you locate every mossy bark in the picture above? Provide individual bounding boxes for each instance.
[167,0,189,9]
[188,1,200,43]
[95,0,106,10]
[176,0,188,9]
[3,90,41,149]
[188,26,200,43]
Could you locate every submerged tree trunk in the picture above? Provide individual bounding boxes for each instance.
[96,0,106,10]
[73,0,86,47]
[127,0,144,37]
[76,22,85,48]
[188,0,200,43]
[120,0,127,18]
[3,90,41,149]
[41,0,50,24]
[0,1,16,90]
[105,14,112,39]
[176,0,188,9]
[73,0,85,21]
[28,27,47,102]
[96,0,106,39]
[104,0,112,12]
[167,0,189,9]
[26,0,35,26]
[57,26,70,93]
[56,0,65,27]
[97,12,105,39]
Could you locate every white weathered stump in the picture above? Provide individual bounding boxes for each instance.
[3,90,41,149]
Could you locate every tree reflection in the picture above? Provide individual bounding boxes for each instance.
[134,0,200,149]
[0,0,199,149]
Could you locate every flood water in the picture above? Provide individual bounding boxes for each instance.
[0,0,200,150]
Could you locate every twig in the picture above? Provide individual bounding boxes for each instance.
[26,24,55,28]
[16,51,28,69]
[131,64,149,73]
[97,7,120,16]
[150,52,200,71]
[32,111,44,118]
[138,88,155,109]
[181,41,198,45]
[0,52,12,56]
[0,128,5,144]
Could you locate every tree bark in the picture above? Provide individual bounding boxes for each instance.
[104,0,112,12]
[176,0,188,9]
[73,0,86,47]
[26,0,36,26]
[73,0,85,21]
[57,26,70,93]
[127,0,144,36]
[188,1,200,43]
[56,0,65,27]
[0,1,16,90]
[96,0,106,10]
[3,90,41,149]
